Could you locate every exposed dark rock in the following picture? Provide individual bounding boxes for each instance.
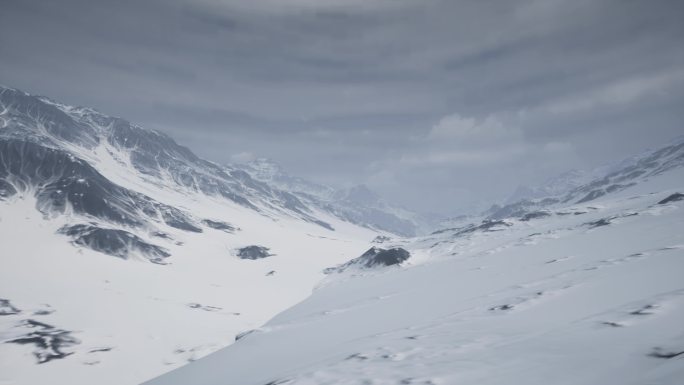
[585,218,612,228]
[630,304,657,316]
[601,321,624,327]
[235,329,257,341]
[237,245,273,260]
[59,224,170,263]
[0,298,21,315]
[5,319,80,364]
[489,304,514,311]
[358,247,411,268]
[658,193,684,204]
[372,235,392,244]
[89,347,113,353]
[187,303,222,312]
[0,179,17,200]
[263,379,292,385]
[432,219,512,236]
[0,139,201,232]
[161,210,202,233]
[202,219,237,233]
[1,87,100,149]
[325,247,411,273]
[648,347,684,359]
[520,211,551,221]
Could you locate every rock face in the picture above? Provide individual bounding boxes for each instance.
[658,193,684,204]
[236,246,273,260]
[201,219,237,233]
[5,319,80,364]
[59,224,170,263]
[358,247,411,268]
[0,85,338,235]
[0,299,21,315]
[325,246,411,273]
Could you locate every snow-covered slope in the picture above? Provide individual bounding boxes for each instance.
[237,158,438,236]
[487,136,684,220]
[0,86,379,385]
[147,162,684,385]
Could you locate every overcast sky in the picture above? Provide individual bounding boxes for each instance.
[2,0,683,214]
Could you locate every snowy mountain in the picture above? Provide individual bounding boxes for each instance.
[236,158,438,236]
[0,86,381,385]
[2,84,684,385]
[487,136,684,220]
[504,169,594,204]
[147,145,684,385]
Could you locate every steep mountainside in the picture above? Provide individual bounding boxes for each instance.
[486,136,684,220]
[0,86,379,385]
[148,152,684,385]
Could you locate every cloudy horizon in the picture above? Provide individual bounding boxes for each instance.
[2,0,683,214]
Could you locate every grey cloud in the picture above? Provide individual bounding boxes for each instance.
[1,0,683,214]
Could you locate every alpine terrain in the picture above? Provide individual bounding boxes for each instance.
[147,139,684,384]
[0,85,400,385]
[1,85,683,385]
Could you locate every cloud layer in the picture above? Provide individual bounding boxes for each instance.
[1,0,683,213]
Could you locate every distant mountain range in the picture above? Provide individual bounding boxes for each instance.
[2,84,683,385]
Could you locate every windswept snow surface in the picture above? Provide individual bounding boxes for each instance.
[0,184,376,385]
[147,169,684,385]
[0,86,379,385]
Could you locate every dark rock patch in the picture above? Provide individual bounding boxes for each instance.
[585,218,612,228]
[0,298,21,315]
[88,347,113,353]
[235,329,257,341]
[648,347,684,359]
[237,245,273,260]
[0,179,17,200]
[658,193,684,204]
[345,353,369,361]
[0,139,202,232]
[263,379,292,385]
[59,224,170,264]
[630,304,658,316]
[358,247,411,268]
[489,304,514,311]
[520,211,551,221]
[372,235,392,244]
[151,231,172,239]
[266,270,276,276]
[325,247,411,273]
[187,303,222,312]
[601,321,624,328]
[5,319,80,364]
[432,220,512,237]
[33,308,54,316]
[202,219,237,233]
[160,209,202,233]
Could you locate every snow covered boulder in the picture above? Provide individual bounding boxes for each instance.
[325,246,411,273]
[236,245,273,260]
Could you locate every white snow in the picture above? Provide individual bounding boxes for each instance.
[0,182,377,385]
[146,169,684,385]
